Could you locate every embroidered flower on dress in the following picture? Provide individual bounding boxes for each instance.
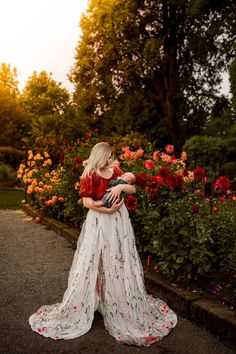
[144,335,156,343]
[116,335,122,341]
[160,304,169,313]
[37,326,46,332]
[36,309,44,315]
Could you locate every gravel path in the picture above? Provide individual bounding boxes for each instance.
[0,209,234,354]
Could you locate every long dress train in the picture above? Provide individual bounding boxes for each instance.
[29,204,177,346]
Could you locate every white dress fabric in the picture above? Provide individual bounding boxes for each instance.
[29,204,177,346]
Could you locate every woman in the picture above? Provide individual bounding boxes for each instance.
[29,142,177,346]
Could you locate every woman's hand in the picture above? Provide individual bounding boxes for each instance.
[106,183,136,204]
[82,196,123,214]
[107,198,124,213]
[94,198,123,214]
[106,184,123,204]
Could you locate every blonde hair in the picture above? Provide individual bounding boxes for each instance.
[81,142,113,178]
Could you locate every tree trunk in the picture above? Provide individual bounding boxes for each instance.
[147,1,179,147]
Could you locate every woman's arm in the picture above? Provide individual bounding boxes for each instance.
[106,184,136,204]
[81,197,124,214]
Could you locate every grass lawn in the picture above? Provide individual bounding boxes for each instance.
[0,189,24,209]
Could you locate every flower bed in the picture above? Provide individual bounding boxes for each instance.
[17,138,236,284]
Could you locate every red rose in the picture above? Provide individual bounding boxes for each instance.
[192,204,200,213]
[85,132,91,138]
[74,156,83,164]
[195,189,205,198]
[166,174,182,191]
[71,167,79,173]
[143,159,155,169]
[147,176,159,188]
[215,176,231,192]
[125,195,137,210]
[136,172,147,189]
[193,167,205,180]
[156,176,164,185]
[158,166,170,179]
[219,196,227,204]
[146,186,158,199]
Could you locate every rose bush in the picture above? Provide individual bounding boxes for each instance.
[17,139,236,282]
[120,144,236,281]
[17,136,97,227]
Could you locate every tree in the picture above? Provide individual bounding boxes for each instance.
[0,85,29,147]
[21,71,86,150]
[204,95,235,136]
[0,63,19,97]
[70,0,236,147]
[21,71,70,116]
[229,58,236,111]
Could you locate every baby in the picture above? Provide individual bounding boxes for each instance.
[94,172,136,208]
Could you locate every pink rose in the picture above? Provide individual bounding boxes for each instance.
[165,144,174,154]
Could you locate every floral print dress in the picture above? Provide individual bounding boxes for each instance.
[29,172,177,346]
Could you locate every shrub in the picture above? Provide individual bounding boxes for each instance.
[183,135,227,180]
[120,144,236,281]
[220,162,236,179]
[16,137,96,227]
[0,146,25,169]
[143,195,236,281]
[0,162,17,182]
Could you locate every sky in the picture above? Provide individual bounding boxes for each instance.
[0,0,89,92]
[0,0,230,95]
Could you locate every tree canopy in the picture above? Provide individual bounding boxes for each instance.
[0,63,30,148]
[70,0,236,147]
[20,71,86,151]
[0,85,29,147]
[21,71,70,116]
[0,63,19,97]
[229,58,236,110]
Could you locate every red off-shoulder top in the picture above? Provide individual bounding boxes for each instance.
[79,165,124,201]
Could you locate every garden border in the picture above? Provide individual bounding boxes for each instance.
[21,204,236,349]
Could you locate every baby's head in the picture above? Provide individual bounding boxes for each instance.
[121,172,136,184]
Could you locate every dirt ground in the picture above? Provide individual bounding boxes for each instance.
[0,209,234,354]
